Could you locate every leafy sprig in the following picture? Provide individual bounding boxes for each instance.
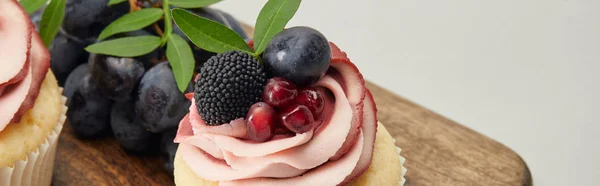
[108,0,127,6]
[172,0,301,58]
[19,0,47,14]
[21,0,302,93]
[171,9,253,54]
[20,0,66,47]
[82,0,222,92]
[97,8,164,40]
[253,0,301,54]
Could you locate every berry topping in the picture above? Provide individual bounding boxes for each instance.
[295,88,325,119]
[246,102,277,142]
[262,77,298,107]
[280,104,315,134]
[263,26,331,87]
[273,123,294,135]
[195,51,267,125]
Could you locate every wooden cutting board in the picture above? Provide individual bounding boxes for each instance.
[51,82,532,186]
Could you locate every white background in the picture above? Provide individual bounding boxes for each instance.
[213,0,600,185]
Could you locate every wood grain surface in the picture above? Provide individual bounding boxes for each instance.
[52,82,532,186]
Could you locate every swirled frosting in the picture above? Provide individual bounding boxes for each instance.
[175,43,378,185]
[0,0,51,132]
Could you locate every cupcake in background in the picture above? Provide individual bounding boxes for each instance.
[0,1,67,185]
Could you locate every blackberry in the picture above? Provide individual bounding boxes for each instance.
[195,51,267,125]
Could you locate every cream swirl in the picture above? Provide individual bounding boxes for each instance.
[174,43,378,185]
[0,1,50,132]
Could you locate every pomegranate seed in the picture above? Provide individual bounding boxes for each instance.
[273,123,293,135]
[294,88,324,119]
[246,102,277,142]
[280,104,314,134]
[262,77,298,107]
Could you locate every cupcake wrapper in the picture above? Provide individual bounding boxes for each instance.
[395,138,407,186]
[397,146,407,186]
[0,90,67,186]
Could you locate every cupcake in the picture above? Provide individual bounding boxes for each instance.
[0,1,66,185]
[170,1,405,185]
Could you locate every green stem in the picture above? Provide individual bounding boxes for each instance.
[162,0,173,44]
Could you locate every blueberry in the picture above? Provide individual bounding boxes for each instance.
[89,54,145,101]
[63,63,89,103]
[160,127,179,175]
[63,0,129,39]
[172,7,248,69]
[111,100,153,152]
[67,74,113,138]
[135,62,191,133]
[50,31,91,85]
[263,26,331,87]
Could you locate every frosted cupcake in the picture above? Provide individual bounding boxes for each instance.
[173,40,405,185]
[170,1,405,185]
[171,16,407,186]
[0,1,66,185]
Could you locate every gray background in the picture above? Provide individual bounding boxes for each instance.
[213,0,600,185]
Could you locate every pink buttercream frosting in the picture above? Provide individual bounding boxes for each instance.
[0,1,50,132]
[174,43,378,185]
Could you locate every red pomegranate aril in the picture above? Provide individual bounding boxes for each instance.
[246,102,277,142]
[262,77,298,107]
[273,123,293,135]
[294,88,324,119]
[280,104,314,134]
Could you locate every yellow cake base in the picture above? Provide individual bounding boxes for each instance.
[174,123,404,186]
[0,71,62,167]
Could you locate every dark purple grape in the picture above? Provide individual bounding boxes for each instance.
[89,54,145,102]
[67,74,113,138]
[135,62,191,133]
[50,31,91,85]
[63,63,89,103]
[160,127,179,175]
[62,0,129,39]
[111,100,153,152]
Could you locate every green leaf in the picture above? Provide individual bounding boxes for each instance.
[107,0,126,6]
[39,0,66,47]
[253,0,301,54]
[19,0,48,14]
[98,8,164,40]
[167,34,195,92]
[172,8,253,54]
[85,36,162,57]
[170,0,221,8]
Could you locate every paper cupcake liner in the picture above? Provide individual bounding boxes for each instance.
[397,146,407,186]
[395,139,407,186]
[0,89,67,186]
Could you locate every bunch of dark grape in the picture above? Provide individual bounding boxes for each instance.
[30,0,248,174]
